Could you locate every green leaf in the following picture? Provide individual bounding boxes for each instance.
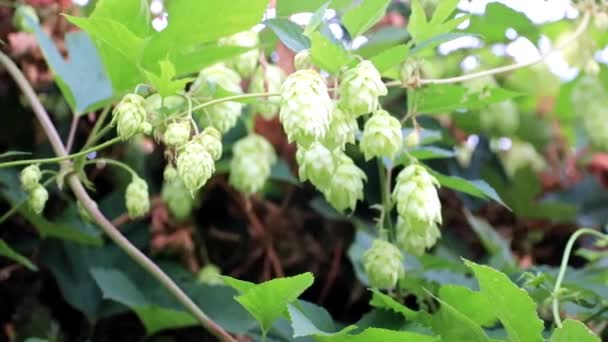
[311,31,354,74]
[304,2,331,37]
[29,17,113,114]
[463,211,515,269]
[415,84,522,114]
[438,285,496,327]
[231,273,314,333]
[89,0,151,37]
[171,44,251,76]
[429,171,508,208]
[342,0,391,38]
[0,151,31,159]
[466,261,544,342]
[408,0,469,44]
[466,3,539,43]
[222,276,256,294]
[428,294,492,342]
[550,319,600,342]
[0,239,37,271]
[429,0,459,26]
[288,303,355,338]
[325,328,439,342]
[369,43,410,77]
[408,146,455,160]
[265,18,311,53]
[368,289,418,320]
[143,60,193,98]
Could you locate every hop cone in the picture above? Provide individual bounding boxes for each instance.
[323,152,366,212]
[338,60,387,117]
[125,177,150,219]
[164,120,191,147]
[392,164,441,224]
[196,127,223,161]
[113,94,148,140]
[163,164,178,182]
[229,134,276,194]
[294,49,313,70]
[296,142,335,188]
[360,109,403,160]
[20,164,41,192]
[197,264,224,286]
[322,105,358,150]
[501,140,546,177]
[28,184,48,214]
[395,216,441,256]
[249,65,286,119]
[219,30,260,78]
[479,100,519,137]
[279,70,333,146]
[362,239,403,289]
[176,140,215,195]
[162,177,194,220]
[572,76,608,150]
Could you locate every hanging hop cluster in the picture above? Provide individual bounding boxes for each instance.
[176,129,222,196]
[249,65,286,119]
[362,239,403,289]
[112,94,152,140]
[192,64,244,134]
[360,109,403,160]
[570,76,608,150]
[338,60,387,116]
[162,166,195,221]
[279,69,333,146]
[219,30,260,78]
[229,134,276,194]
[392,164,442,256]
[323,152,367,212]
[125,177,150,219]
[20,164,47,214]
[163,120,191,148]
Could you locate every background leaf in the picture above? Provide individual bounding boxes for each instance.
[0,239,37,271]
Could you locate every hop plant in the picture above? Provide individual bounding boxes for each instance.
[294,49,313,70]
[28,184,48,214]
[571,76,608,150]
[219,30,260,78]
[163,164,178,182]
[500,140,546,177]
[162,177,194,220]
[229,134,276,194]
[20,164,41,192]
[164,120,191,147]
[392,164,442,224]
[296,142,335,188]
[362,239,403,289]
[193,64,244,134]
[125,177,150,219]
[395,216,441,256]
[196,127,223,161]
[479,100,520,137]
[322,105,358,150]
[248,65,286,119]
[279,69,333,146]
[338,60,387,117]
[176,139,215,195]
[113,94,149,140]
[404,129,420,148]
[323,152,366,212]
[197,264,224,286]
[360,109,403,160]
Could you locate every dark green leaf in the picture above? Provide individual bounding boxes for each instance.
[265,18,311,53]
[143,60,193,97]
[325,328,439,342]
[369,289,418,320]
[369,43,410,77]
[408,146,455,160]
[0,239,37,271]
[288,303,355,338]
[304,2,331,37]
[463,211,515,269]
[270,159,299,185]
[0,151,32,159]
[342,0,391,38]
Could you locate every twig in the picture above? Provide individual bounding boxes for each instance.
[0,51,237,342]
[65,115,79,153]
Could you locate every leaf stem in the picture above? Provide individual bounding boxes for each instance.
[180,92,281,117]
[0,50,237,342]
[0,137,121,169]
[552,227,608,328]
[83,105,112,149]
[84,158,138,178]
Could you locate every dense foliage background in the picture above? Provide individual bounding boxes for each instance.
[1,0,608,341]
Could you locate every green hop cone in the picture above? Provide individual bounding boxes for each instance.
[176,139,215,195]
[28,184,48,215]
[197,264,224,286]
[199,101,243,134]
[323,152,366,212]
[322,105,358,150]
[125,177,150,219]
[164,120,191,147]
[395,216,441,256]
[404,129,420,148]
[296,142,335,189]
[362,239,403,289]
[500,140,546,177]
[219,30,260,78]
[280,70,333,146]
[360,109,403,160]
[338,60,387,117]
[392,164,442,224]
[20,164,42,192]
[479,100,519,137]
[162,177,194,220]
[196,127,223,161]
[113,94,148,140]
[229,134,276,194]
[571,76,608,150]
[294,49,313,70]
[248,65,286,119]
[163,165,178,182]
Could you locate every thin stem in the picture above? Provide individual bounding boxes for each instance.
[0,50,236,342]
[0,137,121,169]
[178,92,281,117]
[376,159,393,240]
[84,158,138,178]
[384,11,591,88]
[83,105,112,149]
[552,228,608,328]
[65,115,80,153]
